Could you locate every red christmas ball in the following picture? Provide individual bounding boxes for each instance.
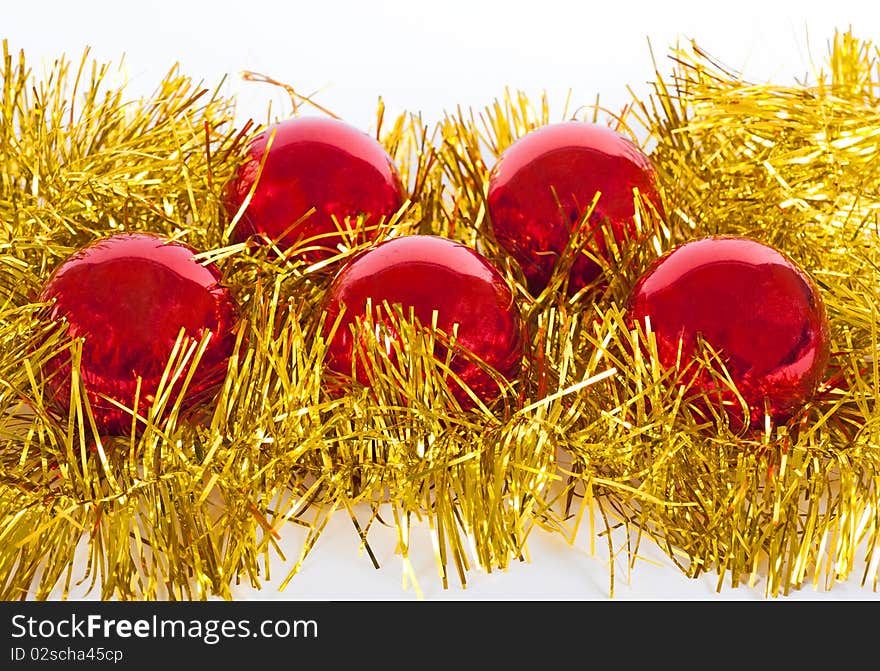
[487,122,664,296]
[40,233,238,435]
[225,116,405,262]
[626,236,830,429]
[321,235,524,405]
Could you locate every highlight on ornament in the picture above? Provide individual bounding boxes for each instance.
[0,30,878,601]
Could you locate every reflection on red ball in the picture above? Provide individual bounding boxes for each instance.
[40,233,238,435]
[225,116,405,262]
[626,236,830,429]
[487,122,663,296]
[321,235,524,405]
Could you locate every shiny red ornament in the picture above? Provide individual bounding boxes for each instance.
[626,236,830,429]
[40,233,238,435]
[487,122,664,296]
[321,235,524,405]
[225,116,405,262]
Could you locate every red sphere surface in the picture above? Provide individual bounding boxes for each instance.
[626,236,830,428]
[225,116,405,262]
[40,233,238,434]
[487,122,663,295]
[322,235,523,405]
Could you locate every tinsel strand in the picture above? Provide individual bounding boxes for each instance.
[0,31,878,599]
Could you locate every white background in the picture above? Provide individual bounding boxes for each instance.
[5,1,879,600]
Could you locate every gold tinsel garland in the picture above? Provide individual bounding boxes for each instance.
[0,31,877,600]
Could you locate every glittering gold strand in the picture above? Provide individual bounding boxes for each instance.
[2,30,879,601]
[281,303,563,590]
